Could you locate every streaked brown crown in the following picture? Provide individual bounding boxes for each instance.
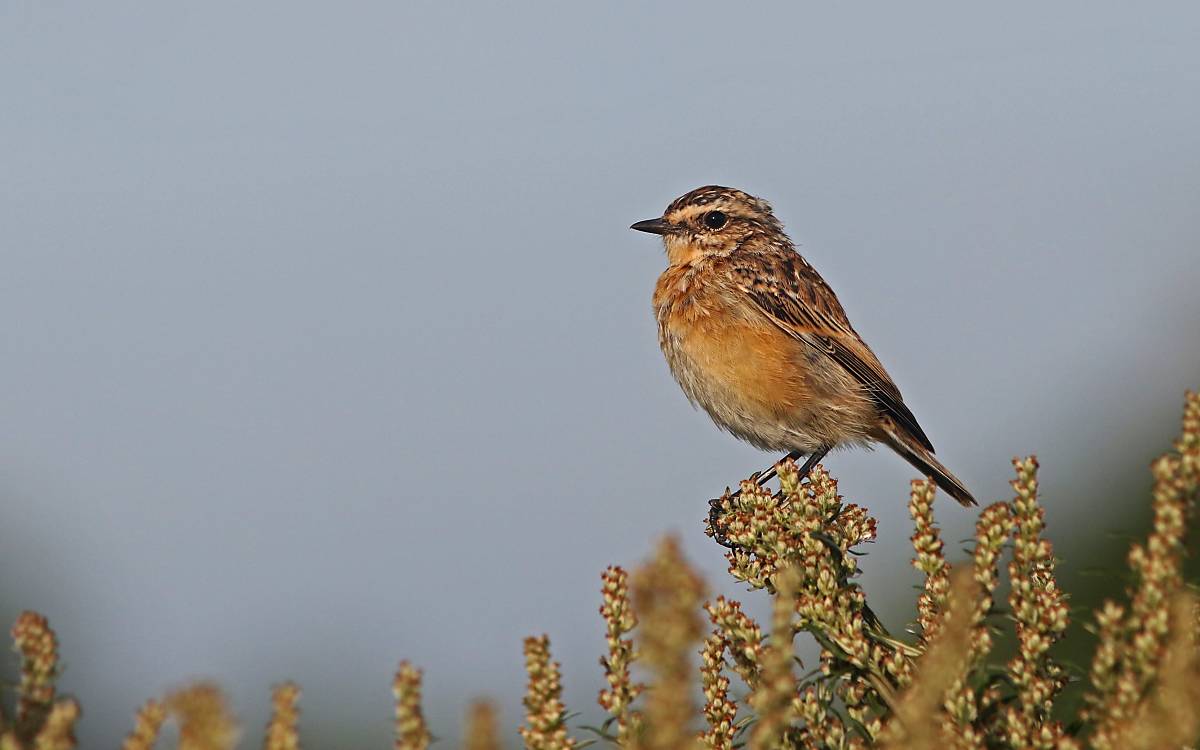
[665,186,782,229]
[666,185,773,216]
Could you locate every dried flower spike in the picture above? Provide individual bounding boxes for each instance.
[909,479,951,641]
[263,682,301,750]
[597,565,642,742]
[1100,593,1200,749]
[1004,456,1070,748]
[631,536,705,750]
[165,683,239,750]
[393,662,431,750]
[969,502,1012,661]
[519,636,575,750]
[121,700,167,750]
[704,596,764,690]
[1085,392,1199,748]
[698,633,736,750]
[11,611,60,733]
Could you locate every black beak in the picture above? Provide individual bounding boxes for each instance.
[630,218,672,235]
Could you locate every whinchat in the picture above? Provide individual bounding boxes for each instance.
[632,185,975,507]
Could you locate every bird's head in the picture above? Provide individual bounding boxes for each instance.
[630,185,785,266]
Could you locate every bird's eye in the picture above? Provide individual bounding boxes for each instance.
[703,211,727,230]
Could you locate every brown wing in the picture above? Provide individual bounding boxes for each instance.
[731,252,936,453]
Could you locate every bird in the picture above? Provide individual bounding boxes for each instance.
[631,185,976,507]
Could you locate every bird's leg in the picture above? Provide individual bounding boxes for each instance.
[705,446,801,506]
[796,446,832,482]
[750,449,805,488]
[711,446,835,547]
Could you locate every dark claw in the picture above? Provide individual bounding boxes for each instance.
[707,494,739,550]
[713,531,737,549]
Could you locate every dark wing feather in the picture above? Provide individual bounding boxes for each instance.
[731,253,936,453]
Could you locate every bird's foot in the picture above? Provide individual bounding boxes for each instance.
[707,495,739,549]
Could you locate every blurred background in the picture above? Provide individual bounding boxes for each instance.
[2,1,1198,746]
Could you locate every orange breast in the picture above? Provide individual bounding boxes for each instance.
[654,261,880,452]
[679,311,812,418]
[655,260,811,420]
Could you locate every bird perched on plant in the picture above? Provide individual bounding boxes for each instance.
[631,185,975,507]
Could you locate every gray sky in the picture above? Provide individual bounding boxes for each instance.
[2,2,1198,746]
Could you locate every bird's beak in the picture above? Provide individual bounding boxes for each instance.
[630,218,672,236]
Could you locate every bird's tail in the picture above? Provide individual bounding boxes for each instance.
[877,421,977,507]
